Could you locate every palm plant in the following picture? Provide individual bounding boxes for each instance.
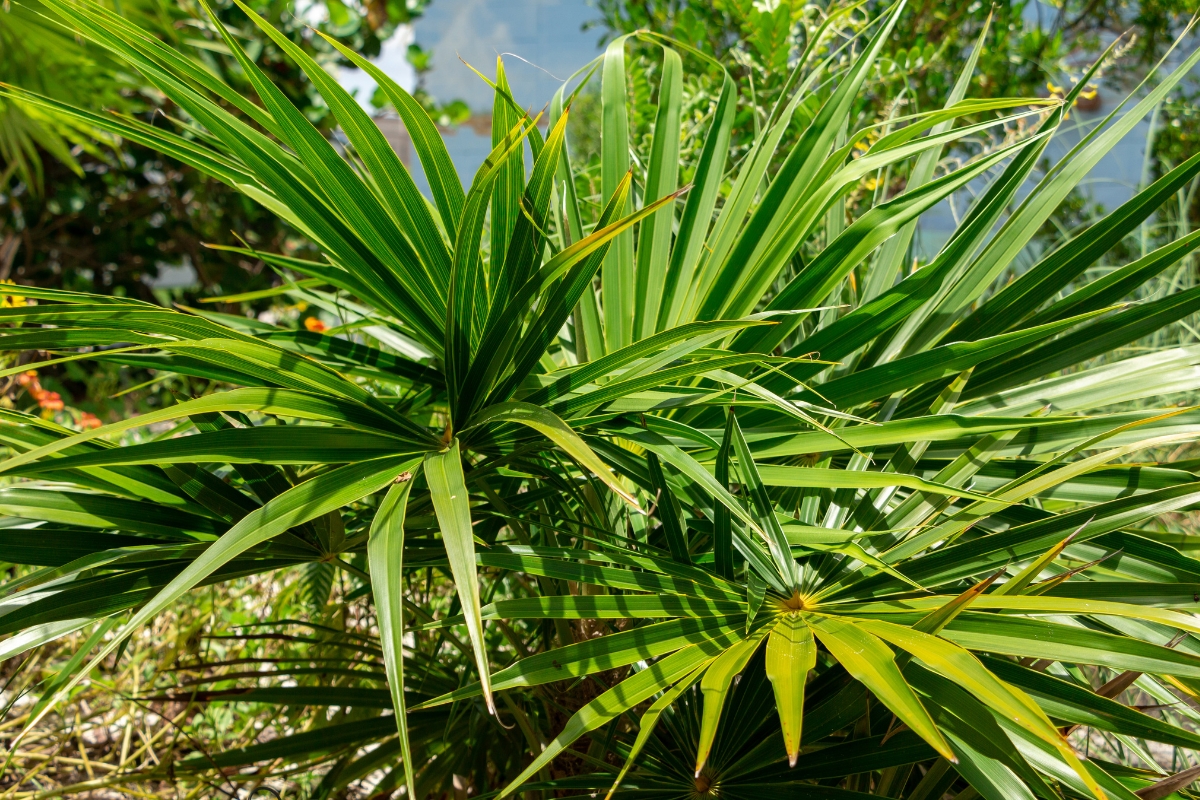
[5,1,1200,797]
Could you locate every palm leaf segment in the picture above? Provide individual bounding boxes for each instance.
[4,1,1200,797]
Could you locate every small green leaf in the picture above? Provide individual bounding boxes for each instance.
[765,613,817,766]
[695,630,766,774]
[367,464,422,796]
[425,439,494,714]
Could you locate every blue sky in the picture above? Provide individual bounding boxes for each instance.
[413,0,604,111]
[339,0,604,189]
[339,0,603,112]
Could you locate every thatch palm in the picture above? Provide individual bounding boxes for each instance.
[4,1,1200,797]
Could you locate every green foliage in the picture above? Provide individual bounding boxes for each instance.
[0,0,449,305]
[3,1,1200,799]
[0,0,128,192]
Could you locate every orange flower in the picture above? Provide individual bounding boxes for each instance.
[37,391,64,411]
[304,317,327,333]
[79,411,102,429]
